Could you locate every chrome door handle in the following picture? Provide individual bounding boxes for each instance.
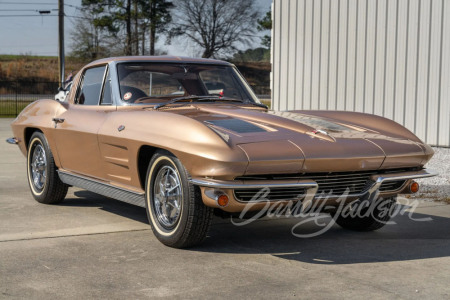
[52,118,65,124]
[52,118,65,128]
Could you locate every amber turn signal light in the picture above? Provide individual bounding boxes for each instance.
[217,194,229,207]
[410,181,419,193]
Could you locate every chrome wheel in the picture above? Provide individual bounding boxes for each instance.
[145,151,213,248]
[153,165,182,228]
[30,144,47,191]
[26,132,68,204]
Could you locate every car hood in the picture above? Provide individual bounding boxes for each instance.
[155,104,432,173]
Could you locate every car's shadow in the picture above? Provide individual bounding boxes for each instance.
[63,190,450,265]
[199,204,450,265]
[61,190,149,224]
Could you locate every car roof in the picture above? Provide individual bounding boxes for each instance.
[85,56,233,68]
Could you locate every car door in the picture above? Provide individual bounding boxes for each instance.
[52,65,115,179]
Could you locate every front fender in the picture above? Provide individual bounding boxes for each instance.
[10,99,68,166]
[97,110,249,182]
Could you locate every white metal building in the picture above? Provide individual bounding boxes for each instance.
[271,0,450,146]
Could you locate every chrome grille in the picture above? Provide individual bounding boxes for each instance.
[234,187,306,202]
[379,180,406,192]
[301,173,373,195]
[235,168,416,197]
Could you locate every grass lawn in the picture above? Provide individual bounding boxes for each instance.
[260,99,271,109]
[0,101,32,117]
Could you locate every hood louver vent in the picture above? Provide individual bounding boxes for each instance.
[205,119,266,133]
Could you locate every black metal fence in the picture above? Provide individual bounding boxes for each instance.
[0,80,270,117]
[0,81,59,117]
[251,85,271,97]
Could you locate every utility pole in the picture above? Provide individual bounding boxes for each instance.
[58,0,65,88]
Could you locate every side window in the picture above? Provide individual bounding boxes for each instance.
[75,66,106,105]
[100,68,112,105]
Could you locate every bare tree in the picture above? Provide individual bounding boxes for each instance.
[75,0,174,57]
[70,11,112,59]
[172,0,258,58]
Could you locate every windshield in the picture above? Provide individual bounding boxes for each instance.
[116,63,259,105]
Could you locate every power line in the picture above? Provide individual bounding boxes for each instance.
[1,44,58,48]
[0,2,81,9]
[64,3,80,9]
[0,9,58,11]
[0,9,42,11]
[0,12,86,18]
[0,2,58,5]
[65,14,93,21]
[0,15,57,17]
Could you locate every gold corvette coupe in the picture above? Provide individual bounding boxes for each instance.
[7,56,436,248]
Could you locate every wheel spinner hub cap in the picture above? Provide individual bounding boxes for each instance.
[153,165,182,228]
[31,144,47,190]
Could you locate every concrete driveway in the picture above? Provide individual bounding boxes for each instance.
[0,118,449,299]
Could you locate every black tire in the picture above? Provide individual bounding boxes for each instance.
[27,132,68,204]
[332,197,397,231]
[145,150,213,248]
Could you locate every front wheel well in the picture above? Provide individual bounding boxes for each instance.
[138,146,179,190]
[25,128,43,149]
[138,145,177,190]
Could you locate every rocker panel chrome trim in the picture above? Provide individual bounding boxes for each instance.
[57,170,145,207]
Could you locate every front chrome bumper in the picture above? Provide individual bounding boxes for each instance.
[190,178,318,190]
[191,168,438,210]
[365,168,438,195]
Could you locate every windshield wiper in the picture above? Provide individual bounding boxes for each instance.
[154,95,244,109]
[154,95,218,109]
[243,101,268,109]
[154,95,268,110]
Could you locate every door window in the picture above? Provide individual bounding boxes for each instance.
[100,68,112,105]
[75,66,107,105]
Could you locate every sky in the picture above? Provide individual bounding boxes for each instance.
[0,0,272,57]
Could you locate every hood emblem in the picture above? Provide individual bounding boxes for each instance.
[312,129,328,135]
[118,125,125,132]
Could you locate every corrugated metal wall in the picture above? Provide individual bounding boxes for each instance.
[271,0,450,147]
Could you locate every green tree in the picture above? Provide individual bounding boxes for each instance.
[80,0,133,55]
[70,10,114,59]
[257,10,271,49]
[79,0,174,56]
[140,0,174,55]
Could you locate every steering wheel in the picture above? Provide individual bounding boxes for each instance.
[121,86,148,103]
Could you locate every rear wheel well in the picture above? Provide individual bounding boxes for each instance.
[25,128,43,149]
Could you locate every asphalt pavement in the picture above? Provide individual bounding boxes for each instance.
[0,118,449,299]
